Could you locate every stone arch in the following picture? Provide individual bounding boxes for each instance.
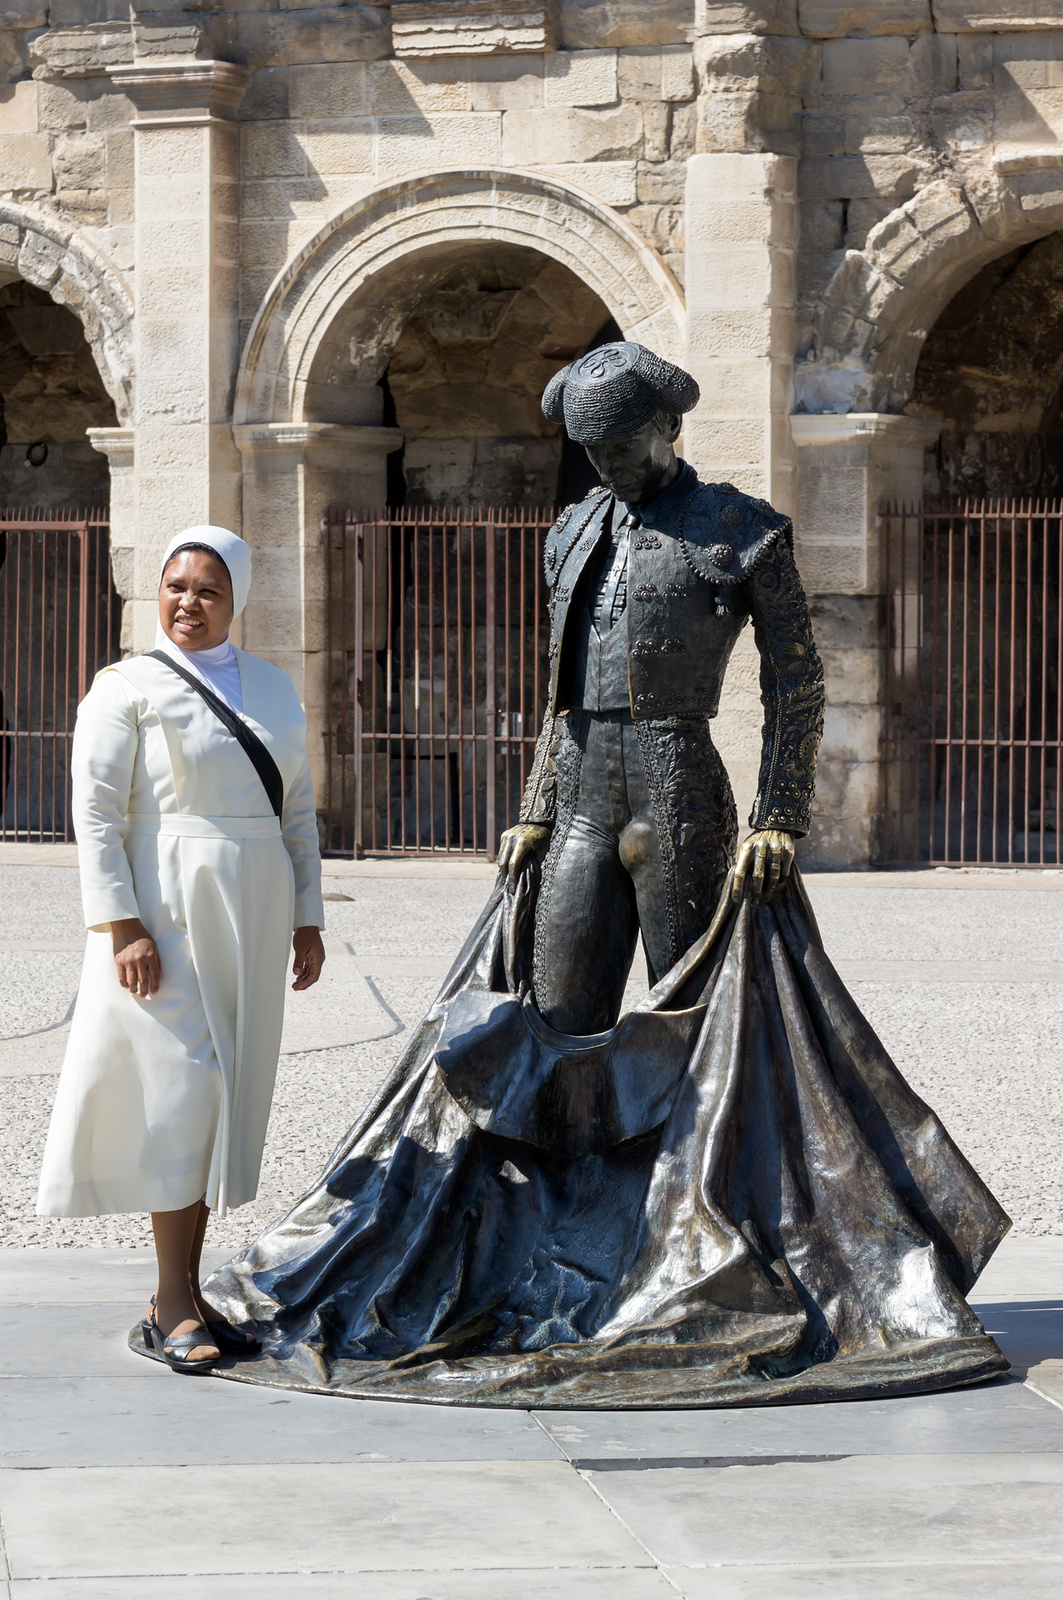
[797,160,1063,417]
[234,167,686,426]
[0,200,133,423]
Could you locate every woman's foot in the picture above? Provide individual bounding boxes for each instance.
[151,1291,219,1365]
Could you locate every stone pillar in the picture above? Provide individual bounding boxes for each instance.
[110,59,248,653]
[684,151,797,828]
[791,413,944,868]
[233,423,404,806]
[86,426,136,653]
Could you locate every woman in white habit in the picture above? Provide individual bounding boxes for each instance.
[37,526,325,1373]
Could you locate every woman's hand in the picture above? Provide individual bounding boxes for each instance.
[292,926,326,990]
[112,917,162,998]
[732,829,795,904]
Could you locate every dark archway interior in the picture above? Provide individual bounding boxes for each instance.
[909,234,1063,500]
[0,281,116,508]
[305,241,618,509]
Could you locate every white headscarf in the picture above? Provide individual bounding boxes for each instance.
[158,526,252,620]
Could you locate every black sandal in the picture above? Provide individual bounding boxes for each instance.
[146,1306,218,1374]
[142,1295,260,1356]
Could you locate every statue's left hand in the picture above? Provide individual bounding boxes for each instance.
[732,829,795,904]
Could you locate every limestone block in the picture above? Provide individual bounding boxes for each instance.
[844,196,891,246]
[0,0,45,22]
[800,812,874,870]
[933,2,1063,30]
[302,119,374,176]
[637,159,686,203]
[368,57,474,113]
[822,703,880,763]
[28,22,133,80]
[800,198,844,247]
[37,80,90,130]
[910,30,958,93]
[797,1,929,35]
[536,159,636,204]
[236,8,393,70]
[242,120,307,179]
[289,62,367,119]
[241,67,289,123]
[821,37,911,96]
[377,111,501,176]
[695,2,798,34]
[803,112,844,158]
[55,189,108,227]
[0,132,51,190]
[662,45,695,100]
[798,153,919,199]
[844,113,918,153]
[85,89,134,131]
[53,131,105,190]
[0,81,37,134]
[928,89,991,152]
[104,127,133,190]
[501,103,641,162]
[391,1,555,58]
[544,49,618,107]
[698,30,810,92]
[794,538,867,592]
[469,54,544,108]
[560,0,694,49]
[687,305,777,357]
[957,33,992,89]
[670,100,697,157]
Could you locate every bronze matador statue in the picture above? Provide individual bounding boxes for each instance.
[194,346,1010,1412]
[498,342,824,1032]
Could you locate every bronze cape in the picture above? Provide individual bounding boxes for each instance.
[191,867,1010,1408]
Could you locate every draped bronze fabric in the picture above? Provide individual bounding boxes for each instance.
[199,869,1010,1408]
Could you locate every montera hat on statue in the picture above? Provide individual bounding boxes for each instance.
[541,341,700,444]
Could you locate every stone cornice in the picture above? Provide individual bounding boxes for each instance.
[233,423,406,457]
[110,59,250,126]
[790,413,944,450]
[87,426,135,463]
[391,1,556,57]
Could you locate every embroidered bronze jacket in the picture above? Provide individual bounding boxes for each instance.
[520,463,824,836]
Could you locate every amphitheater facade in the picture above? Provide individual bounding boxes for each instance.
[3,1,1063,864]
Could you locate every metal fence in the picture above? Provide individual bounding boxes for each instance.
[324,505,555,857]
[881,500,1063,865]
[0,509,119,843]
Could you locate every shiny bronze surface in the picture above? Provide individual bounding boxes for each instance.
[200,867,1009,1409]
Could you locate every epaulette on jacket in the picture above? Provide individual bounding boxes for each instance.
[543,488,610,590]
[676,482,792,591]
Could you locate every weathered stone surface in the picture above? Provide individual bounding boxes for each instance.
[799,153,920,199]
[798,1,930,36]
[392,1,556,58]
[821,36,912,96]
[0,81,37,135]
[28,22,132,79]
[661,45,695,100]
[0,0,46,24]
[302,119,374,177]
[241,68,290,123]
[544,48,618,108]
[377,111,502,175]
[560,0,693,50]
[53,132,105,191]
[932,1,1063,30]
[0,132,52,190]
[235,8,392,69]
[367,56,473,113]
[501,103,641,163]
[696,1,797,33]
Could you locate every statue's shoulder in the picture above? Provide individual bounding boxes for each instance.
[543,488,610,588]
[676,478,792,589]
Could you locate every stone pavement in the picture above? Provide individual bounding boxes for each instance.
[1,849,1062,1592]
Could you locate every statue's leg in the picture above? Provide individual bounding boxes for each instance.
[622,717,739,982]
[532,714,640,1034]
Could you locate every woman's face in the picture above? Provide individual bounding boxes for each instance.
[159,550,234,652]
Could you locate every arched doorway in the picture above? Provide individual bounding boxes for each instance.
[0,209,133,841]
[234,168,684,854]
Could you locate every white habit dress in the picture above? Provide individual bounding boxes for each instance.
[37,648,324,1217]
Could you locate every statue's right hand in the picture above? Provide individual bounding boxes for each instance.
[497,823,552,891]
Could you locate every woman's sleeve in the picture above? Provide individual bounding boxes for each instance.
[281,734,325,931]
[71,670,142,931]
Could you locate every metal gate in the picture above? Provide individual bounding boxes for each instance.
[0,509,119,843]
[881,500,1063,865]
[324,505,556,857]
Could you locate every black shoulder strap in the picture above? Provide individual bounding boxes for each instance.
[146,649,284,819]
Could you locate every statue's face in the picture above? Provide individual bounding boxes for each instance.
[582,411,681,504]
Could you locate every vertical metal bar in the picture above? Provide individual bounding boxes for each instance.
[485,516,497,860]
[442,512,452,851]
[1008,499,1018,862]
[991,504,1002,863]
[1041,500,1050,865]
[428,517,436,852]
[353,519,365,859]
[370,517,379,853]
[456,510,465,852]
[976,500,986,863]
[959,502,970,861]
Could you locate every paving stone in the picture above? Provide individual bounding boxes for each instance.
[666,1560,1063,1600]
[7,1574,677,1599]
[0,1462,648,1580]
